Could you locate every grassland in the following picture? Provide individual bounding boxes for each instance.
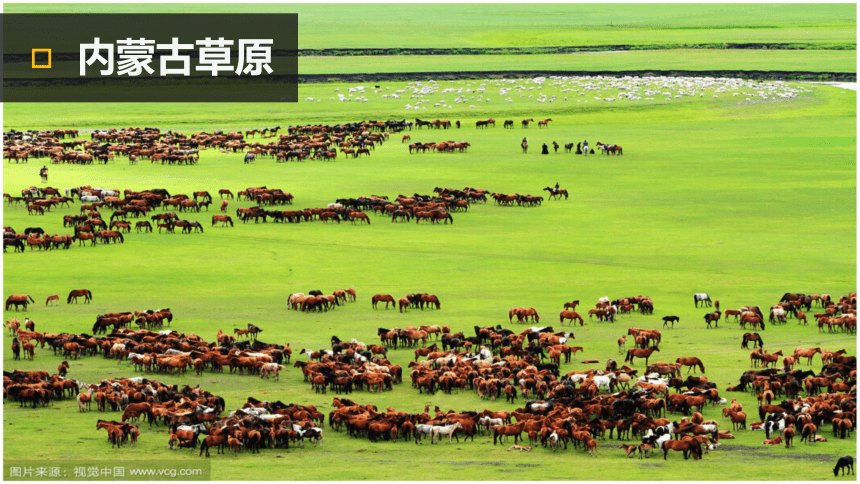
[2,2,856,480]
[4,4,857,49]
[4,50,856,80]
[2,79,856,480]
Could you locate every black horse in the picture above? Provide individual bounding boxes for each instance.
[4,239,25,253]
[183,221,204,234]
[662,316,680,328]
[834,456,854,477]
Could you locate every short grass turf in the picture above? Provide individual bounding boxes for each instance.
[2,83,856,480]
[4,4,857,49]
[6,50,856,80]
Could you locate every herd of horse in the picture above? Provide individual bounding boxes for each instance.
[5,290,92,310]
[5,176,585,256]
[5,121,407,167]
[371,293,440,312]
[3,288,854,472]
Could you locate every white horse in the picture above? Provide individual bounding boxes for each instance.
[593,372,616,392]
[548,432,563,451]
[694,293,712,308]
[415,424,435,444]
[478,416,504,434]
[770,307,786,323]
[430,422,462,444]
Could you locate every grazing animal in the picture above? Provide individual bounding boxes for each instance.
[67,289,93,304]
[45,295,59,306]
[741,332,763,349]
[703,311,721,328]
[834,456,854,477]
[694,293,712,307]
[675,357,705,374]
[372,294,396,309]
[559,310,583,326]
[5,295,35,311]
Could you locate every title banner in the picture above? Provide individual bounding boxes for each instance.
[2,14,298,102]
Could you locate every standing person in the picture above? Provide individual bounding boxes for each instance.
[541,143,549,155]
[39,165,48,183]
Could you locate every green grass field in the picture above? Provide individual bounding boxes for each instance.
[5,50,855,80]
[5,4,856,49]
[2,78,856,480]
[2,3,857,480]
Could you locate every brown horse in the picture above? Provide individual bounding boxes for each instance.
[350,212,371,225]
[563,300,580,310]
[45,295,59,306]
[493,421,525,445]
[703,311,721,328]
[543,187,569,200]
[212,215,234,227]
[420,294,440,310]
[675,357,705,374]
[372,294,396,309]
[538,118,552,129]
[560,310,584,326]
[521,119,534,128]
[624,345,660,366]
[741,332,763,349]
[513,308,539,323]
[759,350,784,368]
[67,289,93,304]
[6,295,35,311]
[663,439,701,460]
[724,309,742,322]
[219,189,234,199]
[398,298,410,313]
[521,142,528,154]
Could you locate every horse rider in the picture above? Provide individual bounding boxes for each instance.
[583,140,589,157]
[554,182,560,195]
[39,165,48,182]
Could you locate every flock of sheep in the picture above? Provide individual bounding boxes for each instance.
[303,76,814,111]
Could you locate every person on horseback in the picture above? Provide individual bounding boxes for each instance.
[553,182,559,195]
[583,140,589,157]
[39,166,48,182]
